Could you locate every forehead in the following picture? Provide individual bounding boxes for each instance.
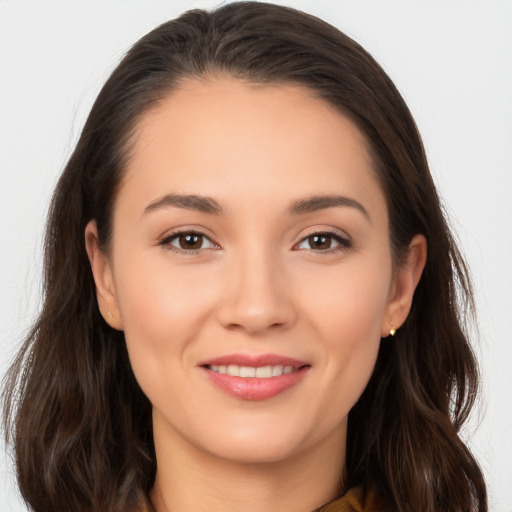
[119,78,385,220]
[134,78,370,155]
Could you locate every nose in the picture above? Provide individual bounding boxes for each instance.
[216,251,297,335]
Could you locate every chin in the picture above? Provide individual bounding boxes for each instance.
[207,438,304,465]
[194,418,327,465]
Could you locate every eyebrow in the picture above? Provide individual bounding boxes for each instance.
[143,194,223,216]
[289,195,370,221]
[142,193,370,221]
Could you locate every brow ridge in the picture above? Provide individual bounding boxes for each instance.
[143,193,369,220]
[289,195,370,220]
[143,194,223,216]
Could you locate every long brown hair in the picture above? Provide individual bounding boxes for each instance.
[2,2,486,511]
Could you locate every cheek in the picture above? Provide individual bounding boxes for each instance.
[298,258,391,406]
[114,246,215,328]
[110,250,218,387]
[301,256,391,341]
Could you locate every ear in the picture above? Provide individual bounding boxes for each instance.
[85,220,123,330]
[381,234,427,337]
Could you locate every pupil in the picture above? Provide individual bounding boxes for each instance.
[310,234,331,250]
[180,234,202,249]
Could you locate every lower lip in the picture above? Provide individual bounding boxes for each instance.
[201,366,310,401]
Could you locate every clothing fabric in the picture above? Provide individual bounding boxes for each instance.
[142,486,380,511]
[314,487,380,511]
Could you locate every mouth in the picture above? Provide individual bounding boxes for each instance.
[205,364,301,378]
[199,354,310,400]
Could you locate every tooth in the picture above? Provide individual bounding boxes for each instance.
[239,366,256,378]
[210,364,298,378]
[227,365,240,377]
[255,366,272,378]
[272,365,284,377]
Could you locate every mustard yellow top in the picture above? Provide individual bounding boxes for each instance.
[142,487,380,512]
[314,487,381,511]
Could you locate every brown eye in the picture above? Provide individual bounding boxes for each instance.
[307,234,333,250]
[160,231,217,252]
[296,231,350,252]
[178,233,203,250]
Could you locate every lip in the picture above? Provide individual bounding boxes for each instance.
[198,353,308,368]
[198,353,311,401]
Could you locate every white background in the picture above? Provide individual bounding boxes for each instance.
[1,1,511,510]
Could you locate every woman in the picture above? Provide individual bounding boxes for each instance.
[2,2,487,511]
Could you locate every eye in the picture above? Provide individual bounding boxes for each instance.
[159,231,218,253]
[296,231,351,252]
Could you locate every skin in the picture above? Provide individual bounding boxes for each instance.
[86,79,426,512]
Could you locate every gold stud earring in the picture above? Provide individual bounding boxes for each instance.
[389,320,396,336]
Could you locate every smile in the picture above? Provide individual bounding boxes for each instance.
[199,354,310,401]
[206,364,297,378]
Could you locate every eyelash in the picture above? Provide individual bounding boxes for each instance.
[158,230,219,255]
[158,229,352,255]
[294,230,352,254]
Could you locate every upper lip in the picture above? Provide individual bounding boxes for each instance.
[198,353,309,368]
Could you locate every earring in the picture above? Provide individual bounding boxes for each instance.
[106,311,113,319]
[389,320,396,336]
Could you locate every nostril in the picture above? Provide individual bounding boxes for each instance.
[216,291,297,334]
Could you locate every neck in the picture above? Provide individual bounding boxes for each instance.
[149,411,347,512]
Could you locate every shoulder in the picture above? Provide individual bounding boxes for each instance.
[139,500,154,512]
[314,487,382,512]
[138,487,381,512]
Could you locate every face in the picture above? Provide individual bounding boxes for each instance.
[88,78,413,465]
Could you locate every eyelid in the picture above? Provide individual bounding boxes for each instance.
[293,227,352,252]
[158,227,221,254]
[157,225,351,255]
